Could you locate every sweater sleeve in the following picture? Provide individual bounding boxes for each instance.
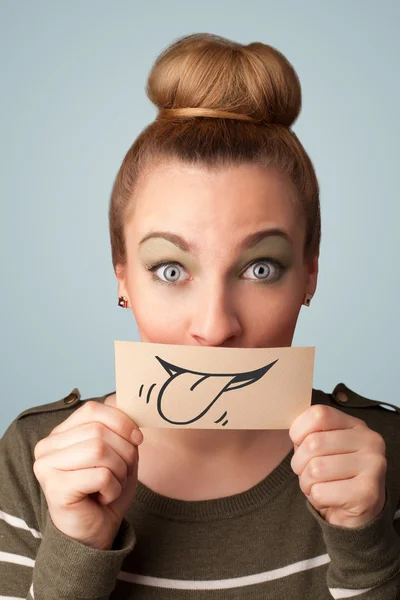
[0,414,136,600]
[306,487,400,599]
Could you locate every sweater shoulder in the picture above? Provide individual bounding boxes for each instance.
[6,389,109,443]
[312,383,399,439]
[17,388,83,419]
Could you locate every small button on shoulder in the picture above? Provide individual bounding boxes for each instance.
[335,390,349,403]
[63,390,80,406]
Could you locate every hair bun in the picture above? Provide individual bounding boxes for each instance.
[146,33,301,128]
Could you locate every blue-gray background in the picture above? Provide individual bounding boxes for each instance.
[1,0,399,436]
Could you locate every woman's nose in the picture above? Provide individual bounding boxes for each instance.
[188,284,242,346]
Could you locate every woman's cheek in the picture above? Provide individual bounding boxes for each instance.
[131,287,188,343]
[241,280,302,345]
[268,296,302,345]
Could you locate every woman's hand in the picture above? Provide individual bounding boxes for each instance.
[33,400,143,550]
[289,404,387,528]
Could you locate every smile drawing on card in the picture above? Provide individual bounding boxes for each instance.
[139,355,279,426]
[114,341,315,429]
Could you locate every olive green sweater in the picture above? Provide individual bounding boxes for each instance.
[0,384,399,599]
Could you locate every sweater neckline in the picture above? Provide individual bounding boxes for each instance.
[98,390,297,521]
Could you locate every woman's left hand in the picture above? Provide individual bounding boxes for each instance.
[289,404,387,528]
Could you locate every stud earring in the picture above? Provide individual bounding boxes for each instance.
[303,293,313,307]
[118,296,128,309]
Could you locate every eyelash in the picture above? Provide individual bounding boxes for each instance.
[144,259,287,286]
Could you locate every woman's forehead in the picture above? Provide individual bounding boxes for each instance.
[130,162,301,234]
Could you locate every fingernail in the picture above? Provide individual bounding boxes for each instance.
[131,428,143,446]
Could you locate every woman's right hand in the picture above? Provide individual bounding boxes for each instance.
[33,400,143,550]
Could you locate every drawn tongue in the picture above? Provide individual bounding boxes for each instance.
[159,372,234,424]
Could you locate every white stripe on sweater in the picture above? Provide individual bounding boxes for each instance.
[118,554,331,589]
[0,552,35,568]
[0,511,41,539]
[329,588,373,598]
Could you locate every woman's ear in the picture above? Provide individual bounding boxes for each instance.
[115,263,131,305]
[305,253,319,297]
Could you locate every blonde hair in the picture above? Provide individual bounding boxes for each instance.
[109,33,321,269]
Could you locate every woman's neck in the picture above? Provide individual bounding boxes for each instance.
[141,425,291,460]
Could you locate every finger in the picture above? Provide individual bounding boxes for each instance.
[56,467,123,506]
[107,470,138,512]
[34,422,138,476]
[289,404,365,448]
[49,401,142,446]
[290,428,361,475]
[305,477,376,513]
[298,453,360,496]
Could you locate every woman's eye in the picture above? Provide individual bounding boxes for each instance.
[149,262,189,284]
[241,260,283,282]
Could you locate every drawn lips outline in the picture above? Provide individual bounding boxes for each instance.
[154,355,278,425]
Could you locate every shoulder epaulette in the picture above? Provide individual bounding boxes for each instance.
[330,383,400,414]
[17,388,82,420]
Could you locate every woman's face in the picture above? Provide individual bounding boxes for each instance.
[116,161,318,348]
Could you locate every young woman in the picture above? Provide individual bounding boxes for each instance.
[1,33,399,600]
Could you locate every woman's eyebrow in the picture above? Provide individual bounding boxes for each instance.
[138,229,292,256]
